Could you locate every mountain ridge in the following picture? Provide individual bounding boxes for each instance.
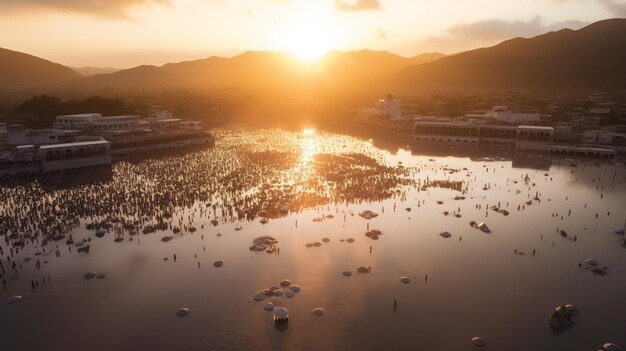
[394,18,626,89]
[0,47,81,88]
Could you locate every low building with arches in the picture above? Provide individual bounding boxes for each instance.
[39,138,111,171]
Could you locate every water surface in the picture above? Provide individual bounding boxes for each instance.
[1,127,625,351]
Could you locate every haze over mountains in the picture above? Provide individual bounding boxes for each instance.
[79,50,445,90]
[72,67,121,76]
[1,18,625,92]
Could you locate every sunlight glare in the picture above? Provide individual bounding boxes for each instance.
[298,128,319,174]
[288,23,330,61]
[274,2,341,62]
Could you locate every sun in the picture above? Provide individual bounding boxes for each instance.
[286,21,331,61]
[274,2,344,62]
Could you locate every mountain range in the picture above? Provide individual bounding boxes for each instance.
[76,50,445,90]
[1,18,625,91]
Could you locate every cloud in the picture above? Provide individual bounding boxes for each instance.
[551,0,626,16]
[447,16,588,41]
[334,0,381,12]
[376,27,387,40]
[598,0,626,16]
[0,0,171,17]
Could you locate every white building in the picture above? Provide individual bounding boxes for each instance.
[14,145,37,162]
[54,113,203,134]
[91,116,141,133]
[39,138,111,172]
[55,113,102,129]
[465,106,541,124]
[414,121,554,150]
[375,94,402,118]
[55,113,141,133]
[149,118,182,131]
[582,130,626,145]
[3,126,76,147]
[179,121,203,131]
[495,111,541,123]
[516,126,554,151]
[1,137,112,175]
[146,110,174,120]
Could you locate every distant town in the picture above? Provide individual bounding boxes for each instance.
[2,90,625,176]
[354,92,625,157]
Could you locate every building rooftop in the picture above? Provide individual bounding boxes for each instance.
[587,107,611,114]
[57,113,102,119]
[518,125,554,130]
[152,118,182,123]
[99,115,141,121]
[39,139,109,150]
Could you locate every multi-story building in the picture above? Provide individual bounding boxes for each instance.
[1,111,212,175]
[375,94,402,118]
[2,125,77,148]
[39,138,111,172]
[465,106,541,124]
[581,130,626,145]
[1,137,112,175]
[54,113,102,129]
[414,121,554,150]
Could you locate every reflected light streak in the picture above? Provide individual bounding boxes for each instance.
[298,128,319,173]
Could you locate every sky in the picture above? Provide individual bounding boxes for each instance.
[0,0,624,68]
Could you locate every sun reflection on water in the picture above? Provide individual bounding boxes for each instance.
[299,128,319,169]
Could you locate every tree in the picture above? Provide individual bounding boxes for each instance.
[15,95,133,128]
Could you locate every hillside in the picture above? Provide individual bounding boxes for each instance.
[394,18,626,89]
[0,47,81,88]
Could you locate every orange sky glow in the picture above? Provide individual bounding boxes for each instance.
[0,0,622,68]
